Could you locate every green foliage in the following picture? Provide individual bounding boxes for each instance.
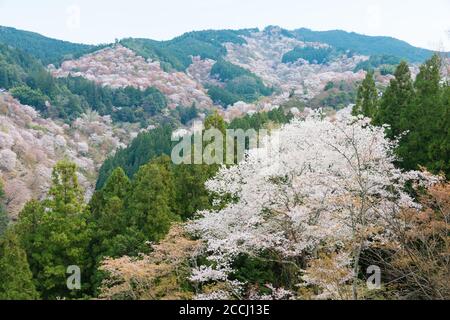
[324,81,335,91]
[211,59,253,82]
[361,54,449,178]
[228,107,291,131]
[10,85,49,112]
[396,55,449,176]
[208,59,273,107]
[352,71,378,118]
[0,230,39,300]
[205,84,242,106]
[309,80,357,110]
[176,103,199,125]
[128,162,178,242]
[282,46,334,64]
[15,162,92,299]
[354,55,402,73]
[0,42,169,123]
[231,254,279,295]
[172,164,214,220]
[0,26,96,66]
[374,61,414,139]
[121,29,254,71]
[293,28,437,62]
[96,125,174,189]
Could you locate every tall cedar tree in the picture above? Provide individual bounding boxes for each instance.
[0,230,39,300]
[352,71,378,118]
[15,161,92,299]
[397,55,447,175]
[128,162,178,242]
[374,61,415,139]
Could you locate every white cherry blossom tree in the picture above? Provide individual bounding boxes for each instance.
[188,109,438,300]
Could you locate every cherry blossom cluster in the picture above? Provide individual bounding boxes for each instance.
[187,109,438,299]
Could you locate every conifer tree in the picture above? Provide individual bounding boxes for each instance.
[0,230,39,300]
[128,163,178,242]
[398,54,444,172]
[15,162,92,299]
[374,61,414,138]
[352,71,378,118]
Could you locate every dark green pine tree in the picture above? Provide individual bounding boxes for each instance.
[352,71,378,118]
[89,166,148,259]
[128,162,178,242]
[173,163,214,220]
[374,61,415,139]
[397,54,444,172]
[428,78,450,177]
[0,230,40,300]
[15,161,92,299]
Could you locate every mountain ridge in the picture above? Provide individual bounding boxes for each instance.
[0,25,446,67]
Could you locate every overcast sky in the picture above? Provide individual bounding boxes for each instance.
[0,0,449,50]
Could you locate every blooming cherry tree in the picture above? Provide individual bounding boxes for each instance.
[188,109,437,300]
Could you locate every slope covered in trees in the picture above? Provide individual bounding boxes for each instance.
[293,28,439,62]
[0,26,97,66]
[96,108,291,189]
[207,59,274,106]
[282,46,335,65]
[121,29,255,71]
[0,42,169,123]
[353,55,450,178]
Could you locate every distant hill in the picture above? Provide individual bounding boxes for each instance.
[121,29,257,71]
[0,25,443,67]
[0,26,97,65]
[292,28,438,63]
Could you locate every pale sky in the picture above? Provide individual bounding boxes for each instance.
[0,0,449,50]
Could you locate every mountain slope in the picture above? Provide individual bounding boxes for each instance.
[292,28,437,62]
[120,29,256,71]
[0,26,97,65]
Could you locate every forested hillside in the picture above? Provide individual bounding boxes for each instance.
[0,42,170,123]
[293,28,439,62]
[0,25,448,301]
[120,29,255,71]
[0,26,97,65]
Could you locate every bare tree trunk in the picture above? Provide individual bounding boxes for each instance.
[352,245,363,300]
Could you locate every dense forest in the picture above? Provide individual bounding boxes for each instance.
[354,54,402,74]
[0,25,448,301]
[282,46,336,65]
[0,109,293,299]
[353,54,449,178]
[120,29,255,71]
[0,42,169,123]
[207,59,274,106]
[292,28,439,62]
[0,26,98,66]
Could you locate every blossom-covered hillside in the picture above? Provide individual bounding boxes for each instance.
[0,92,139,217]
[51,45,214,110]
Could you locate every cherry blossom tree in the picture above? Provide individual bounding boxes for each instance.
[188,109,438,300]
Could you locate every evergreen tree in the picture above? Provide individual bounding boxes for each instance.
[398,54,444,172]
[352,71,378,118]
[128,163,178,242]
[374,61,414,139]
[46,160,85,215]
[0,230,39,300]
[173,164,214,220]
[89,167,147,259]
[15,162,92,299]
